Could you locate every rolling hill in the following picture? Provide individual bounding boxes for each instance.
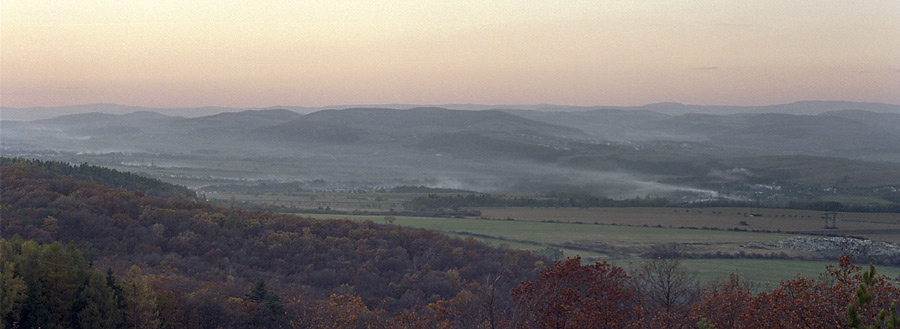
[3,104,900,203]
[0,159,542,322]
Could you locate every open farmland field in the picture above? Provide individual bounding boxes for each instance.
[613,258,900,290]
[305,213,793,246]
[298,213,802,259]
[208,192,411,211]
[298,212,900,286]
[478,207,900,243]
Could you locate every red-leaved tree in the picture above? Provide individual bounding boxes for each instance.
[510,257,641,329]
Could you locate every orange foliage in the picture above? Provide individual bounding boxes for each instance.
[511,257,642,329]
[692,256,900,329]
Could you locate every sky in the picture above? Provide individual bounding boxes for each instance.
[2,1,899,108]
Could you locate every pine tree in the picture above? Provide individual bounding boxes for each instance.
[15,241,88,329]
[122,266,161,329]
[0,262,28,328]
[20,284,52,329]
[847,264,900,329]
[107,268,127,314]
[74,271,123,329]
[244,279,286,328]
[224,212,243,230]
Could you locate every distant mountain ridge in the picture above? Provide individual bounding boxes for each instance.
[281,107,584,139]
[4,103,900,200]
[603,100,900,116]
[3,100,899,121]
[4,104,900,162]
[14,107,895,184]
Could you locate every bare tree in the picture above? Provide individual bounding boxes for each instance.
[485,271,503,329]
[631,256,700,311]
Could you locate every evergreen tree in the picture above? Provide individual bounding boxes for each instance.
[847,264,900,329]
[74,271,123,329]
[44,243,89,328]
[19,283,52,329]
[12,241,89,329]
[0,262,27,328]
[224,212,243,230]
[244,279,286,329]
[107,268,127,313]
[122,266,161,329]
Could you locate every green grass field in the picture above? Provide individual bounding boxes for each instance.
[302,212,792,246]
[478,207,900,243]
[283,212,900,286]
[820,195,896,205]
[615,258,900,290]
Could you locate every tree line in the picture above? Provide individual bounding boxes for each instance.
[405,192,900,213]
[0,158,196,201]
[3,238,898,328]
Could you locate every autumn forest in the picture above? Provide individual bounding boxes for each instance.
[1,159,899,328]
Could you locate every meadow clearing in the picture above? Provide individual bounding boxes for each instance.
[294,210,900,287]
[478,207,900,243]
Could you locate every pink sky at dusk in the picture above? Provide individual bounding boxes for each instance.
[2,1,899,108]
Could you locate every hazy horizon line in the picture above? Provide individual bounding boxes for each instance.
[4,99,900,110]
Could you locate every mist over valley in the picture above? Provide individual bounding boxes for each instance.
[6,2,900,327]
[4,101,900,206]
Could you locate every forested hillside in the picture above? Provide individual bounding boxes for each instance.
[0,161,542,327]
[2,160,898,328]
[0,158,196,200]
